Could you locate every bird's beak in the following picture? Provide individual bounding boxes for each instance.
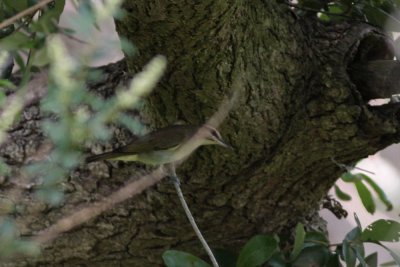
[216,138,233,150]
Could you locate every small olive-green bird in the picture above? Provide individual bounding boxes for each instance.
[86,124,231,166]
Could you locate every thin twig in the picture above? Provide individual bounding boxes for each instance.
[331,157,375,175]
[173,180,219,267]
[35,168,166,244]
[13,13,35,33]
[353,166,375,175]
[305,239,359,248]
[0,0,54,30]
[34,77,242,247]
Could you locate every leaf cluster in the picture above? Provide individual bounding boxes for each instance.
[290,0,400,30]
[0,0,147,258]
[0,0,66,75]
[336,172,393,214]
[163,217,400,266]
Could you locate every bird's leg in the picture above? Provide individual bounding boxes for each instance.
[162,163,180,185]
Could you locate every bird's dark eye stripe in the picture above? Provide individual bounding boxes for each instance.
[212,130,220,138]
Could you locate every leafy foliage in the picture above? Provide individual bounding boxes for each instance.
[290,0,400,30]
[0,0,162,258]
[0,218,40,258]
[336,172,393,214]
[164,218,400,266]
[163,250,212,267]
[361,219,400,242]
[290,222,306,260]
[236,235,278,267]
[0,0,66,70]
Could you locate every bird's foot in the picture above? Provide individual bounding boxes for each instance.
[168,175,181,185]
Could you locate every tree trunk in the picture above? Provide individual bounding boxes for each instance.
[3,0,400,266]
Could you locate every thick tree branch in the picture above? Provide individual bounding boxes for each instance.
[349,60,400,99]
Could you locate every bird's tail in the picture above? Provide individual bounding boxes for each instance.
[85,152,126,163]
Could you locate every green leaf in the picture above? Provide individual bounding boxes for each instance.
[4,0,28,12]
[31,1,66,34]
[35,188,64,206]
[0,7,5,24]
[42,120,69,145]
[31,13,57,34]
[0,52,13,79]
[329,5,344,13]
[27,0,38,7]
[0,31,34,50]
[357,252,377,267]
[120,37,137,56]
[13,51,26,72]
[291,222,306,260]
[32,46,50,67]
[162,250,211,267]
[335,245,343,260]
[59,27,76,35]
[346,226,361,242]
[0,24,14,39]
[359,174,393,211]
[304,231,329,247]
[237,234,278,267]
[341,172,361,182]
[388,250,400,265]
[343,227,364,267]
[327,5,345,20]
[347,226,364,257]
[369,241,400,265]
[298,0,326,10]
[361,220,400,242]
[355,181,375,214]
[292,246,330,266]
[212,248,237,267]
[327,254,343,267]
[334,184,352,201]
[362,5,388,28]
[72,1,97,36]
[354,247,368,267]
[319,13,330,21]
[49,0,65,23]
[14,240,41,257]
[354,213,362,230]
[0,79,16,89]
[362,2,400,31]
[117,114,144,134]
[268,253,286,267]
[342,241,356,267]
[381,261,398,266]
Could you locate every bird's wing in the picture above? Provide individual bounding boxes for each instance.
[117,125,196,154]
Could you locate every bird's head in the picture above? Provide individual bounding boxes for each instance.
[199,125,232,149]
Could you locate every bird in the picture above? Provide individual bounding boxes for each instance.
[86,124,232,177]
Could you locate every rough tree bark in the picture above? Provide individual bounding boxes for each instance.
[2,0,400,266]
